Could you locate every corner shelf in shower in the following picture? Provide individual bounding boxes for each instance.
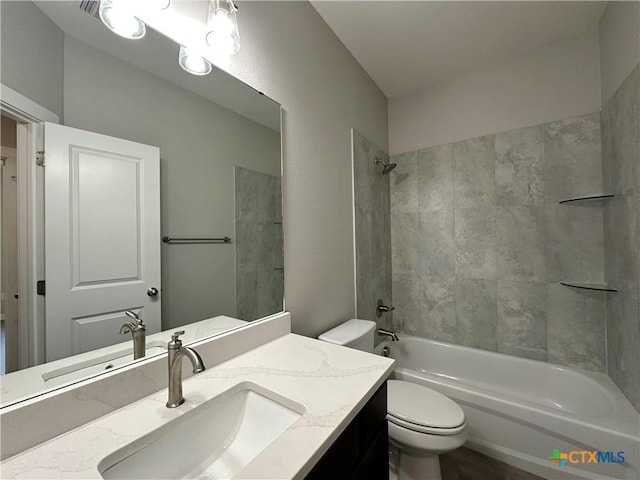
[560,282,617,292]
[558,194,615,204]
[558,194,617,293]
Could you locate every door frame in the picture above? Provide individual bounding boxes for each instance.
[0,83,59,368]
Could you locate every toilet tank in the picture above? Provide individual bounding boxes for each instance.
[318,319,376,352]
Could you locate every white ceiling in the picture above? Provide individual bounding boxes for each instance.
[311,1,608,99]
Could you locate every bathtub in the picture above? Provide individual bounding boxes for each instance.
[376,335,640,480]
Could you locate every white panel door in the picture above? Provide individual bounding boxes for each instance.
[44,122,161,361]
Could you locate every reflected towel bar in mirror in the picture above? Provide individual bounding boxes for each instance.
[162,236,232,244]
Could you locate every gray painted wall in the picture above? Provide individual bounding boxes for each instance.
[62,35,281,329]
[388,31,602,155]
[1,117,18,373]
[1,115,16,148]
[599,1,640,104]
[222,2,389,338]
[352,130,392,332]
[390,113,608,372]
[0,1,63,119]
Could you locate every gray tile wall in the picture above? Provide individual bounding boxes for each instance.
[602,64,640,412]
[235,167,284,321]
[390,112,608,371]
[352,130,394,330]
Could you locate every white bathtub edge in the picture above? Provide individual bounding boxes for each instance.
[378,336,640,480]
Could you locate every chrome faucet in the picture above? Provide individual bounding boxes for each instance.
[166,331,205,408]
[376,298,395,318]
[120,311,146,360]
[377,328,399,342]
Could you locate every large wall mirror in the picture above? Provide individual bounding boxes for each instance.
[0,1,283,406]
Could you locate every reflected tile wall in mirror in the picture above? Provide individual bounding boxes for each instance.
[235,167,284,320]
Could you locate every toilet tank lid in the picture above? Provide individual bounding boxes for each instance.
[318,319,376,345]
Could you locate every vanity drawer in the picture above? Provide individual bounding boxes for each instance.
[305,381,388,480]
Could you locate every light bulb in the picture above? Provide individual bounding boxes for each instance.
[143,0,171,9]
[210,10,234,35]
[186,55,206,72]
[99,0,146,39]
[178,46,212,76]
[107,9,141,35]
[205,0,240,56]
[206,31,239,56]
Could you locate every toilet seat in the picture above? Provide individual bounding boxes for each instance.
[388,420,468,457]
[387,413,466,435]
[387,380,465,436]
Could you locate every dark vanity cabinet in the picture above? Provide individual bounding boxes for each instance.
[305,382,388,480]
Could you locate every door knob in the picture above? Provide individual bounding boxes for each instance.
[147,287,159,297]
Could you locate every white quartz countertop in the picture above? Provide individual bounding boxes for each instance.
[1,315,248,406]
[1,333,395,479]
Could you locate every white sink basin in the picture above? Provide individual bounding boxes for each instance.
[42,342,167,387]
[98,382,304,479]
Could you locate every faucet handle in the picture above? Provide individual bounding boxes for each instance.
[376,299,395,318]
[169,330,186,346]
[125,310,144,326]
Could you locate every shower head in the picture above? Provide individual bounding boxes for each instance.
[375,158,397,175]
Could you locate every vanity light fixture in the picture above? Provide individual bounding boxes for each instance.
[99,0,170,40]
[143,0,171,9]
[99,0,146,39]
[178,46,213,76]
[205,0,240,56]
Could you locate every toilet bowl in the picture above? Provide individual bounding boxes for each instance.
[319,319,467,480]
[387,379,467,480]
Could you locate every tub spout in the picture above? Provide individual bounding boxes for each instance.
[378,328,399,342]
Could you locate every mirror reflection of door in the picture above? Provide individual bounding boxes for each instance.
[1,115,19,373]
[44,123,161,361]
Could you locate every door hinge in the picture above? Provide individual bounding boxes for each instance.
[37,280,46,296]
[36,151,45,167]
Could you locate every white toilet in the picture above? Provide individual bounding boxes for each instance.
[319,319,467,480]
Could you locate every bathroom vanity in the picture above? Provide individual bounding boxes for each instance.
[0,317,394,479]
[306,382,389,480]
